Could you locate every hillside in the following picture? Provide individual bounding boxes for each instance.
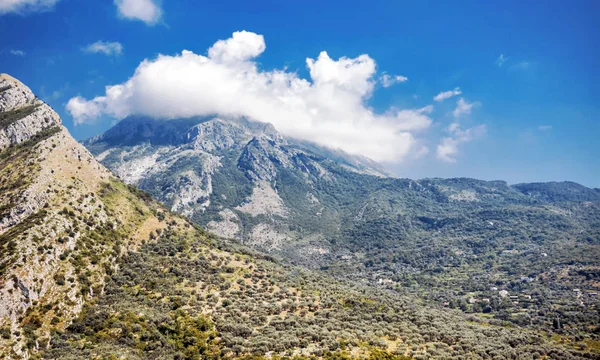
[0,73,200,358]
[1,74,598,359]
[86,115,600,353]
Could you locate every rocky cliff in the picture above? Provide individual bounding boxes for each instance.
[0,75,192,358]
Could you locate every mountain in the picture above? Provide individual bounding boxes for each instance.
[86,114,600,354]
[1,74,597,359]
[0,74,216,358]
[84,116,389,257]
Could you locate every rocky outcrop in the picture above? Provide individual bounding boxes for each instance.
[0,74,37,112]
[188,118,253,152]
[235,181,288,217]
[0,74,61,151]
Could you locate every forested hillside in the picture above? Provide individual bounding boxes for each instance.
[86,117,600,356]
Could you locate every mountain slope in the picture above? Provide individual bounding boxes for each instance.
[86,114,600,351]
[2,74,597,359]
[0,74,200,358]
[85,116,389,255]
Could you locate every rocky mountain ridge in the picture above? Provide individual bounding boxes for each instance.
[85,116,390,254]
[85,116,600,262]
[0,74,62,151]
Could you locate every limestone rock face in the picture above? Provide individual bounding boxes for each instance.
[0,74,62,151]
[0,74,37,112]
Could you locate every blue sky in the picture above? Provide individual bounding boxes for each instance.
[1,0,598,187]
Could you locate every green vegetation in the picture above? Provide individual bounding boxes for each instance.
[0,104,40,129]
[45,223,594,359]
[0,210,47,276]
[85,117,600,358]
[0,125,61,161]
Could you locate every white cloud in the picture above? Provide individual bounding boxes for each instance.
[437,123,486,163]
[66,96,103,125]
[114,0,161,25]
[391,105,433,131]
[538,125,552,132]
[433,87,461,102]
[208,31,265,64]
[496,54,507,67]
[453,98,475,118]
[9,49,26,56]
[380,73,408,88]
[83,41,123,56]
[66,31,435,163]
[0,0,60,14]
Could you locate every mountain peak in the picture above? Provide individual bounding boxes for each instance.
[1,73,61,151]
[0,73,37,111]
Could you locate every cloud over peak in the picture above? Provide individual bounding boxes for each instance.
[67,31,434,163]
[208,31,265,64]
[114,0,161,25]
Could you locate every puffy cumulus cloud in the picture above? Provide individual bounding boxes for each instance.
[0,0,60,14]
[436,123,486,163]
[9,49,26,56]
[433,87,461,102]
[83,41,123,56]
[307,51,376,97]
[453,97,475,118]
[392,105,433,131]
[380,73,408,88]
[66,96,103,125]
[114,0,161,25]
[67,31,435,163]
[208,31,265,64]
